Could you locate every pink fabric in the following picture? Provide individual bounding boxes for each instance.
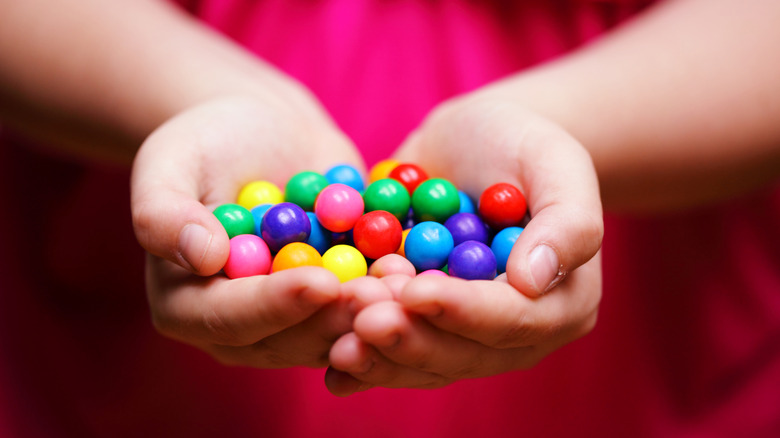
[1,0,779,437]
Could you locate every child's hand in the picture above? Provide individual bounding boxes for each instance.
[131,94,367,367]
[325,93,604,394]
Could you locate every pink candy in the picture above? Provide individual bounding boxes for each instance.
[314,183,365,233]
[223,234,272,279]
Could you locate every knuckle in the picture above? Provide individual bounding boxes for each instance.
[202,308,246,346]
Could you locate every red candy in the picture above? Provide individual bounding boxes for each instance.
[478,183,527,230]
[388,163,428,196]
[352,210,403,259]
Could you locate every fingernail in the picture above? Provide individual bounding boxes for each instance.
[528,244,560,293]
[178,224,212,272]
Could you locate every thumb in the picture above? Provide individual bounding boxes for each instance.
[131,134,229,276]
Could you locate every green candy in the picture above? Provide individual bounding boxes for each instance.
[284,171,329,211]
[411,178,460,223]
[213,203,255,238]
[362,178,411,222]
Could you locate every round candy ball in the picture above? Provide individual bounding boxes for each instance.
[325,164,365,192]
[490,226,524,274]
[322,244,368,283]
[444,212,490,246]
[362,178,411,222]
[353,210,403,260]
[272,242,323,272]
[411,178,460,223]
[448,240,497,281]
[396,228,411,257]
[260,202,311,253]
[458,190,477,214]
[213,203,255,239]
[237,180,283,210]
[250,204,273,236]
[388,163,428,196]
[404,221,454,271]
[418,269,448,277]
[314,183,364,233]
[305,212,331,254]
[478,182,527,230]
[368,159,400,183]
[223,234,272,279]
[284,171,329,211]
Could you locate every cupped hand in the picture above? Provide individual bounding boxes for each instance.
[326,91,604,394]
[131,93,366,368]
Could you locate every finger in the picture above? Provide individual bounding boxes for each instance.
[340,275,395,313]
[148,259,341,347]
[368,253,417,278]
[324,367,372,397]
[397,260,601,349]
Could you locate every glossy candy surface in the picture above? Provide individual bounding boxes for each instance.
[411,178,460,223]
[260,202,311,253]
[362,178,411,222]
[314,184,364,232]
[305,212,331,254]
[223,234,272,279]
[352,210,403,259]
[404,221,454,271]
[284,171,329,211]
[448,240,497,280]
[388,163,428,195]
[250,204,273,236]
[237,180,284,210]
[213,203,255,239]
[444,212,490,246]
[325,164,365,192]
[322,244,367,282]
[490,226,524,273]
[478,182,527,230]
[272,242,323,272]
[368,159,400,183]
[418,269,448,277]
[458,191,476,214]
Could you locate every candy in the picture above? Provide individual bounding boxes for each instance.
[260,202,311,253]
[448,240,497,280]
[444,212,490,246]
[362,178,411,222]
[418,269,448,277]
[388,163,428,195]
[490,226,524,273]
[352,210,403,260]
[284,171,329,211]
[396,228,411,257]
[478,182,527,230]
[250,204,273,236]
[272,242,323,272]
[314,183,364,233]
[305,212,331,254]
[457,190,476,214]
[411,178,460,223]
[223,234,271,279]
[237,180,283,210]
[404,221,454,271]
[213,203,255,239]
[322,244,367,282]
[325,164,365,192]
[368,159,400,183]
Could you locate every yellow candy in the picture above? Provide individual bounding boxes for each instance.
[237,181,284,210]
[396,228,411,257]
[322,244,367,283]
[272,242,323,273]
[368,159,400,184]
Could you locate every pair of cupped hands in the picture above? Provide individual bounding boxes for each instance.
[130,77,603,397]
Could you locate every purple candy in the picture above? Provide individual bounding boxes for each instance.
[448,240,497,280]
[260,202,311,253]
[444,212,490,246]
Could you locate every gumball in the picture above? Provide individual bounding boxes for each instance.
[388,163,428,195]
[251,204,273,236]
[284,171,329,211]
[478,182,527,230]
[411,178,460,223]
[491,226,523,274]
[237,180,283,210]
[322,244,367,283]
[305,212,331,254]
[353,210,403,260]
[444,212,490,246]
[448,240,497,280]
[223,234,271,279]
[404,221,454,271]
[272,242,323,272]
[458,190,476,214]
[396,228,411,257]
[369,159,400,183]
[418,269,448,277]
[213,203,255,239]
[314,183,364,232]
[325,163,365,192]
[362,178,411,222]
[260,202,311,253]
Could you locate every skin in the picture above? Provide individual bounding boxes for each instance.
[1,0,779,396]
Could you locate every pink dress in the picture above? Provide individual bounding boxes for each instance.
[1,1,778,436]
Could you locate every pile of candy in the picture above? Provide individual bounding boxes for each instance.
[212,160,527,282]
